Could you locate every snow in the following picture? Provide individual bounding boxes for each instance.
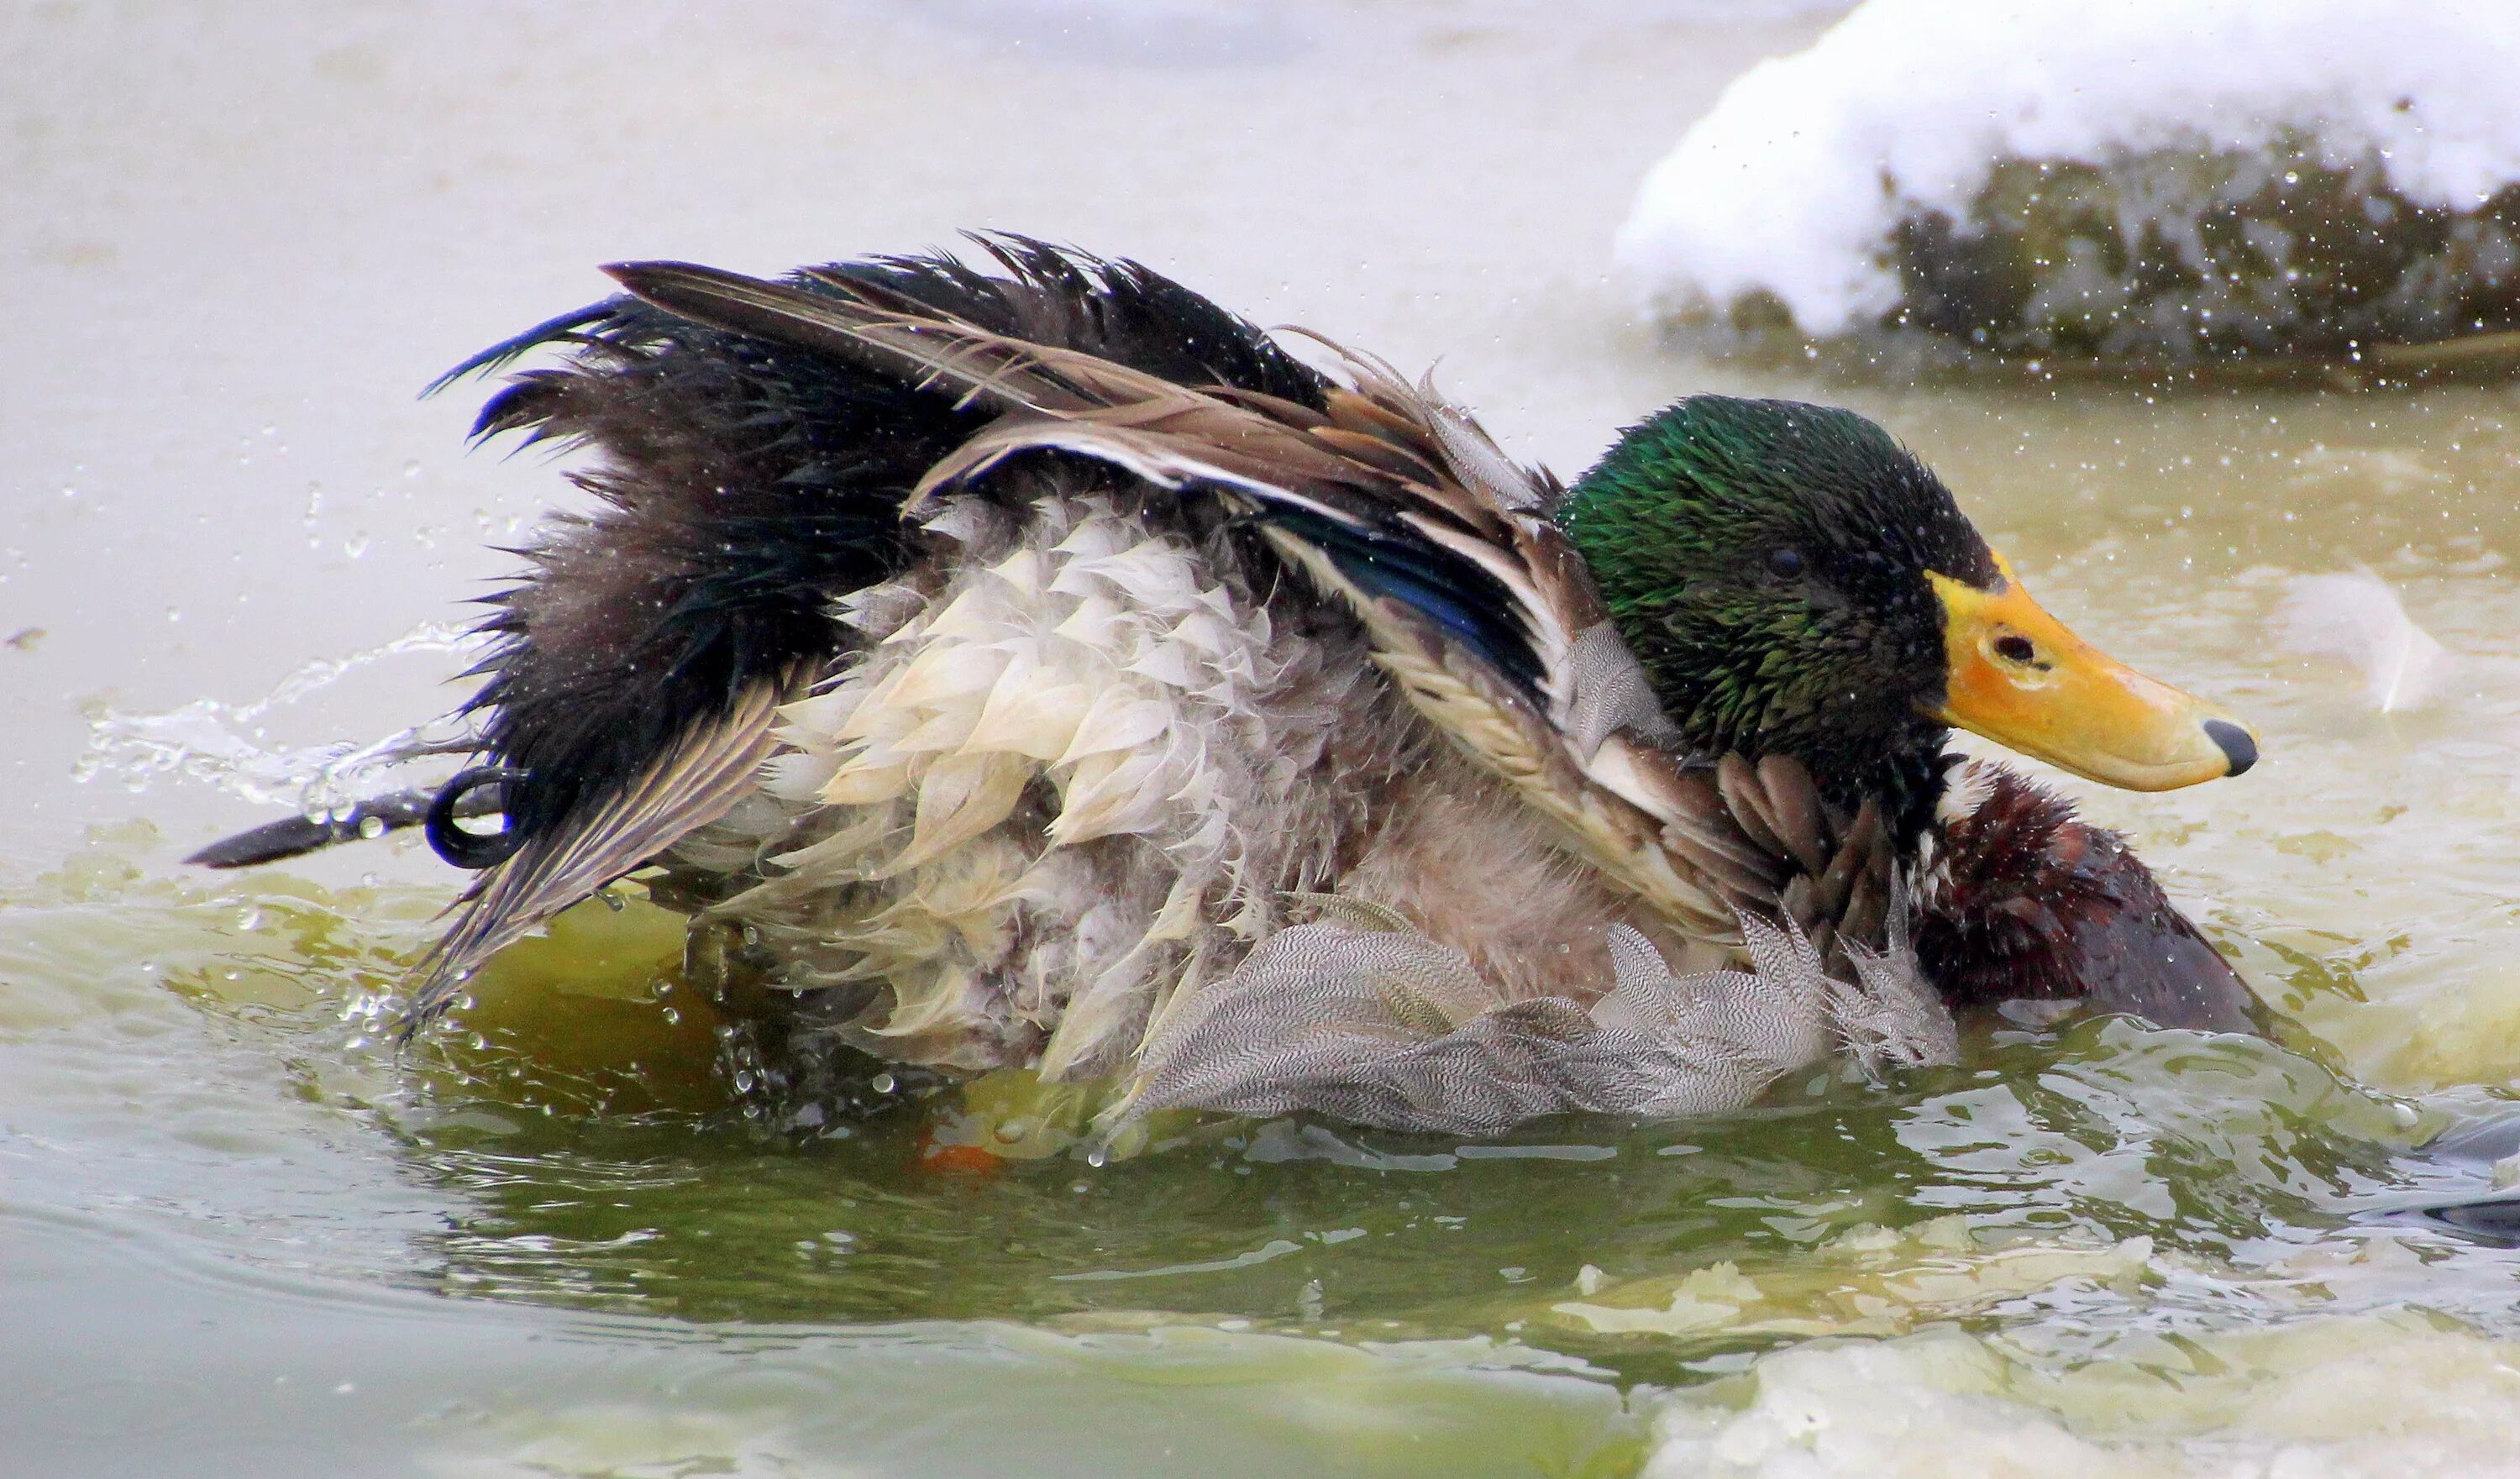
[1617,0,2520,339]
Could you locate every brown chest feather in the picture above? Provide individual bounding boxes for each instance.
[1916,768,2260,1034]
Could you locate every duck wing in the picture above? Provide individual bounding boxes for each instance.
[604,260,1898,964]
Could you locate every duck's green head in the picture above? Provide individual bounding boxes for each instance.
[1557,396,2255,816]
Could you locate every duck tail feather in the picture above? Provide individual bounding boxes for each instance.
[400,674,794,1031]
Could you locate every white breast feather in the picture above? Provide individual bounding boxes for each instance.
[688,493,1362,1078]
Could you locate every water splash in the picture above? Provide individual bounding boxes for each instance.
[74,621,484,816]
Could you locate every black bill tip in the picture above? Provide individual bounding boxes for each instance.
[2203,718,2258,778]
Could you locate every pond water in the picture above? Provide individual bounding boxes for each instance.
[12,4,2520,1476]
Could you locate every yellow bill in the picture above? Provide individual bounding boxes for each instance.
[1927,555,2256,791]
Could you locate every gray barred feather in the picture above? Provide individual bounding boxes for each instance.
[1106,899,1953,1139]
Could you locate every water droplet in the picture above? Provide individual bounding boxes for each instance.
[733,1068,757,1093]
[343,533,370,559]
[1084,1147,1108,1168]
[870,1073,897,1094]
[659,1006,680,1025]
[402,459,422,480]
[235,905,263,931]
[165,607,181,623]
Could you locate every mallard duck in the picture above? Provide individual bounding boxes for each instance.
[194,237,2261,1136]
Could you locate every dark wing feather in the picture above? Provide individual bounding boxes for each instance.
[600,260,1554,697]
[808,233,1332,411]
[423,301,621,399]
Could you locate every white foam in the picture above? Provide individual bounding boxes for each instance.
[73,621,480,815]
[1617,0,2520,336]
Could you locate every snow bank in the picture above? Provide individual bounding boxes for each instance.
[1619,0,2520,364]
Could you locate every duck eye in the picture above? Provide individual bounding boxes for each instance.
[1766,548,1804,580]
[1993,634,2037,663]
